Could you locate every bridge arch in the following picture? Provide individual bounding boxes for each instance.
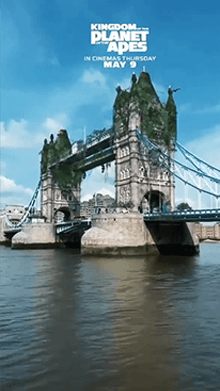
[142,190,166,213]
[54,207,71,223]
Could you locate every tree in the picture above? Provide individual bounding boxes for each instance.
[176,202,192,211]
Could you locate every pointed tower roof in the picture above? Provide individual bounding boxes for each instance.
[166,88,177,112]
[164,88,177,145]
[131,72,161,105]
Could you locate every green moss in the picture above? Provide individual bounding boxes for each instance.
[41,130,85,190]
[52,163,83,192]
[165,90,177,146]
[41,139,50,173]
[114,90,130,132]
[113,72,177,149]
[48,129,72,165]
[55,129,72,159]
[131,73,165,141]
[42,127,114,191]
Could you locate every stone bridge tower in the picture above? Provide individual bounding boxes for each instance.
[40,130,81,223]
[114,72,177,212]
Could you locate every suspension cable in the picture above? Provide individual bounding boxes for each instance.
[176,141,220,175]
[136,131,220,198]
[14,178,42,228]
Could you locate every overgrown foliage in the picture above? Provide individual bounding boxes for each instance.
[51,163,84,193]
[113,72,177,148]
[41,129,85,191]
[176,202,192,211]
[164,89,177,146]
[114,89,130,131]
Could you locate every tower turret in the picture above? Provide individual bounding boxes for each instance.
[165,87,177,145]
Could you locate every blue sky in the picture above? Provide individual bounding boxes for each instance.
[1,0,220,208]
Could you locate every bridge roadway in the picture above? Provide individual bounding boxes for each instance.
[4,209,219,243]
[55,219,92,236]
[50,134,115,172]
[144,208,220,223]
[56,209,220,239]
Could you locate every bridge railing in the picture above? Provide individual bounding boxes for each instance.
[144,208,220,222]
[86,131,112,149]
[55,219,91,235]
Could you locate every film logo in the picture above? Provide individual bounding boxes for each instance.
[91,23,149,55]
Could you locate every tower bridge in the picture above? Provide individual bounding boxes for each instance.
[7,71,220,254]
[40,71,176,223]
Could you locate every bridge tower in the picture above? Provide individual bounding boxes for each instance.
[40,130,81,223]
[114,71,177,212]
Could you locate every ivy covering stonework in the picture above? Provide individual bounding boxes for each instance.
[51,163,83,192]
[41,129,85,192]
[113,72,177,148]
[164,88,177,146]
[113,87,130,132]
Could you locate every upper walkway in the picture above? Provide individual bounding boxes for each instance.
[50,131,115,172]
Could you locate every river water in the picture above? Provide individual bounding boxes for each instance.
[1,244,220,391]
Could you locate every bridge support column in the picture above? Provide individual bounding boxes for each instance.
[81,212,156,256]
[41,172,54,223]
[11,223,57,249]
[115,129,145,211]
[129,130,141,211]
[81,213,200,256]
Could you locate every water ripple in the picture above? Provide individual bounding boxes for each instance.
[1,245,220,390]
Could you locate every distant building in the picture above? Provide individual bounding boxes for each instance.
[0,205,26,243]
[3,205,26,224]
[194,223,220,241]
[81,193,115,217]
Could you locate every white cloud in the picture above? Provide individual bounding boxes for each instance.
[43,114,69,133]
[1,120,33,148]
[178,103,192,113]
[195,103,220,114]
[175,195,197,209]
[178,102,220,115]
[185,124,220,168]
[1,114,69,149]
[81,193,94,202]
[98,187,115,197]
[0,175,34,208]
[0,175,33,195]
[81,164,115,201]
[82,69,107,88]
[119,76,132,90]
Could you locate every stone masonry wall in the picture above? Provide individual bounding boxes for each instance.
[12,223,57,249]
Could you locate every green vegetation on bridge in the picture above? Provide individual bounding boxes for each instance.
[114,72,177,148]
[41,128,115,192]
[40,72,177,193]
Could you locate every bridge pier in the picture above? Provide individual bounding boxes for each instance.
[81,213,199,256]
[81,213,157,256]
[11,223,57,249]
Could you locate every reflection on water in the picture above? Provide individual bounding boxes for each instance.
[1,244,220,390]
